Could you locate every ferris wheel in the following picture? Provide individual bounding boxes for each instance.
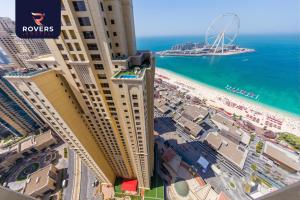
[205,13,240,53]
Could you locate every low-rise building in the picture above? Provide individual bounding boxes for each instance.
[181,105,208,122]
[159,90,182,106]
[205,132,248,169]
[211,113,250,146]
[22,164,57,198]
[0,130,57,171]
[176,116,203,138]
[263,142,300,173]
[154,99,171,114]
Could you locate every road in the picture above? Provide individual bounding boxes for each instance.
[63,149,74,200]
[155,110,246,178]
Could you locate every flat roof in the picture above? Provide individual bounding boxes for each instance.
[177,116,202,137]
[34,130,56,147]
[197,156,209,170]
[23,164,55,196]
[26,55,55,63]
[263,142,300,171]
[205,132,247,169]
[182,105,208,121]
[19,139,34,152]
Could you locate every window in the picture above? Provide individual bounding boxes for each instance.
[91,54,101,60]
[73,1,87,11]
[66,43,74,51]
[74,43,81,51]
[115,65,118,68]
[101,83,109,88]
[57,44,64,50]
[83,31,94,39]
[69,30,76,39]
[106,31,110,38]
[103,18,107,25]
[111,19,115,24]
[87,43,98,50]
[108,5,112,11]
[132,95,138,99]
[94,64,104,70]
[62,30,69,39]
[79,54,85,61]
[71,54,78,61]
[63,15,71,26]
[115,43,119,47]
[113,32,117,36]
[98,74,106,79]
[62,54,69,60]
[78,17,91,26]
[118,84,123,88]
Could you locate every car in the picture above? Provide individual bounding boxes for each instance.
[62,179,68,188]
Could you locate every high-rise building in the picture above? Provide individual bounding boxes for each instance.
[0,69,45,138]
[6,0,155,190]
[0,17,50,69]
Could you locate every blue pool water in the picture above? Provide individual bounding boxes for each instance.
[120,75,138,79]
[137,34,300,115]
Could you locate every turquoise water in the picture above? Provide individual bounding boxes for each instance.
[137,35,300,115]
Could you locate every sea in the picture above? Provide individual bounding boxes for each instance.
[137,35,300,116]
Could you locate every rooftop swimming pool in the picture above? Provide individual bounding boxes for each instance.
[119,75,138,79]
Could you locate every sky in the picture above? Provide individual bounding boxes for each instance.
[133,0,300,36]
[0,0,299,36]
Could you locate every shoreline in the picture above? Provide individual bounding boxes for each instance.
[155,67,300,136]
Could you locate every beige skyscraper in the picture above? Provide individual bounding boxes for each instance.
[0,17,50,69]
[6,0,155,190]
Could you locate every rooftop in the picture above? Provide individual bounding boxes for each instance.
[205,132,248,169]
[4,69,49,78]
[263,142,300,171]
[212,113,250,145]
[181,105,208,121]
[23,164,56,196]
[34,130,55,147]
[176,116,203,137]
[26,55,56,63]
[112,51,152,80]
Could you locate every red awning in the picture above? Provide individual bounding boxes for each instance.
[121,179,138,192]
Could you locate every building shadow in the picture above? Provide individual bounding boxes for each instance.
[154,117,177,134]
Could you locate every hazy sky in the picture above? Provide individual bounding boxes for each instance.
[0,0,299,36]
[133,0,300,36]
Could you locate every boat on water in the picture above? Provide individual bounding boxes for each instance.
[225,85,259,100]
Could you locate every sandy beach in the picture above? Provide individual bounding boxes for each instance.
[155,67,300,137]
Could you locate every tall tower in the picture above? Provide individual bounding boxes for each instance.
[6,0,155,190]
[0,68,44,138]
[0,17,50,69]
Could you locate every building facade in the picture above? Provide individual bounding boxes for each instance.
[6,0,155,190]
[0,69,45,138]
[0,17,50,69]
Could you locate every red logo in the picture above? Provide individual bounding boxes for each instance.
[31,12,45,26]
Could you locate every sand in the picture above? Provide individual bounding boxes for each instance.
[155,67,300,137]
